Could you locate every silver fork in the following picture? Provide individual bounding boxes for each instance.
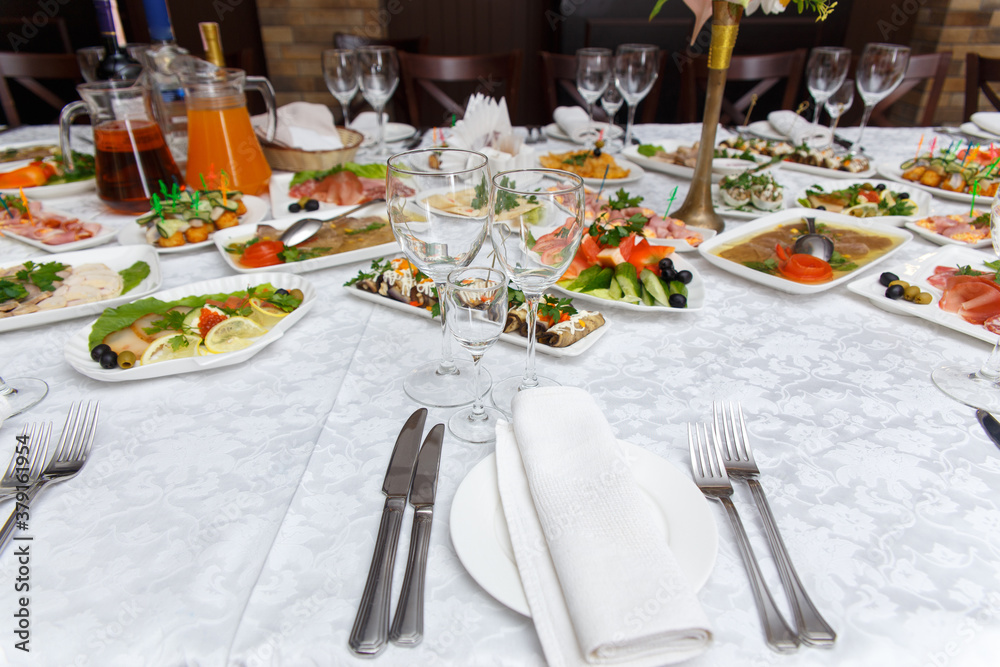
[689,423,799,653]
[0,401,100,555]
[0,423,49,498]
[715,403,836,646]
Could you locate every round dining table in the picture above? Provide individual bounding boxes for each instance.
[0,122,998,667]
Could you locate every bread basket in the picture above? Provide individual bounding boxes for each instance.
[258,127,364,172]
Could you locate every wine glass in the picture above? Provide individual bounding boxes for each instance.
[614,44,659,149]
[386,148,492,407]
[76,46,105,82]
[931,190,1000,412]
[323,48,359,127]
[854,43,910,155]
[824,78,854,130]
[489,169,586,416]
[600,84,624,153]
[357,45,399,158]
[443,267,508,443]
[806,47,851,125]
[0,376,48,422]
[576,48,612,141]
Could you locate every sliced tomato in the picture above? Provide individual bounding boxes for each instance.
[618,234,638,261]
[778,253,833,283]
[579,234,601,264]
[859,190,880,203]
[240,240,285,268]
[561,253,591,281]
[627,240,674,275]
[0,161,55,188]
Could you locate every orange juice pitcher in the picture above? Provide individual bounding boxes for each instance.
[182,68,276,196]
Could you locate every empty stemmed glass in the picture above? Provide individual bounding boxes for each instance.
[357,45,399,158]
[323,48,359,127]
[614,44,658,149]
[0,376,48,422]
[386,149,491,407]
[600,84,624,152]
[443,267,508,443]
[806,47,851,125]
[854,43,910,154]
[489,169,585,416]
[824,78,854,149]
[932,190,1000,412]
[575,48,612,141]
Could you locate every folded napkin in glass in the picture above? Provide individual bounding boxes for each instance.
[495,386,712,666]
[766,110,831,147]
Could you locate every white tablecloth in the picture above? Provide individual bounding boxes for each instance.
[0,124,998,667]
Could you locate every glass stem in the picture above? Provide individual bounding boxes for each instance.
[979,337,1000,382]
[520,294,541,391]
[375,103,386,156]
[469,353,486,421]
[855,104,873,154]
[624,103,637,149]
[587,101,595,132]
[341,99,352,127]
[434,281,457,375]
[812,100,822,124]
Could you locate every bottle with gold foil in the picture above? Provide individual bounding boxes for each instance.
[199,22,226,68]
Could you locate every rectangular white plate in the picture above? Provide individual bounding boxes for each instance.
[549,253,704,312]
[904,218,992,249]
[846,245,999,344]
[2,209,117,252]
[0,244,162,333]
[116,194,269,254]
[794,179,932,227]
[877,163,975,204]
[269,169,388,216]
[698,207,913,294]
[212,204,398,274]
[343,285,610,358]
[621,142,763,182]
[64,272,315,381]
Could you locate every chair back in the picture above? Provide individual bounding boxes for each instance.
[965,53,1000,120]
[0,52,81,128]
[680,49,807,124]
[398,50,522,126]
[868,52,950,127]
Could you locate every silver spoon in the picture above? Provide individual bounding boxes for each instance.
[792,217,834,262]
[278,198,386,246]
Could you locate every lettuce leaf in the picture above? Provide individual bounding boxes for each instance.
[118,261,150,295]
[288,162,388,188]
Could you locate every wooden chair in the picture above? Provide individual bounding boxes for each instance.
[398,50,522,127]
[0,52,82,128]
[680,49,807,124]
[965,53,1000,120]
[866,52,950,127]
[538,51,607,122]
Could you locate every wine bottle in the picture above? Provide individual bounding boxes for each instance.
[199,22,226,69]
[93,0,143,81]
[141,0,189,162]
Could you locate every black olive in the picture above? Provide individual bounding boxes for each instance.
[676,269,693,285]
[885,284,905,300]
[304,199,320,211]
[879,271,899,287]
[593,148,602,157]
[275,288,289,296]
[288,202,302,213]
[898,192,909,200]
[658,258,674,274]
[668,293,687,308]
[99,349,119,369]
[662,269,679,283]
[875,183,886,191]
[816,205,826,211]
[91,343,111,362]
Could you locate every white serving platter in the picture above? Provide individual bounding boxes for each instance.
[116,194,269,254]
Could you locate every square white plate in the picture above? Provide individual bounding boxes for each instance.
[622,142,764,182]
[904,217,992,249]
[2,209,117,252]
[698,207,912,294]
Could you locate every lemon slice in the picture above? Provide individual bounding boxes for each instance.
[203,316,267,354]
[248,298,289,328]
[140,334,203,365]
[843,202,880,217]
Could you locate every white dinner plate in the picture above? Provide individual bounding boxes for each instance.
[269,169,389,216]
[535,154,644,187]
[846,245,999,345]
[711,184,786,220]
[2,210,117,253]
[212,204,398,274]
[543,122,623,144]
[877,163,977,204]
[116,195,269,254]
[0,244,162,334]
[450,442,719,617]
[354,121,416,147]
[0,177,96,200]
[698,208,912,295]
[344,284,610,358]
[622,142,763,182]
[65,272,316,381]
[904,219,992,249]
[550,253,704,312]
[794,179,933,227]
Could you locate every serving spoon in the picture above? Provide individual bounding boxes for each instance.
[792,217,834,262]
[278,198,386,246]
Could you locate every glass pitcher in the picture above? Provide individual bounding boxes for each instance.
[59,80,183,213]
[182,67,276,196]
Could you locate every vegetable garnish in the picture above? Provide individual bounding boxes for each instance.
[470,176,488,210]
[494,176,538,214]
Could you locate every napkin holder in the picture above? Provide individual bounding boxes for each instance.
[257,127,363,172]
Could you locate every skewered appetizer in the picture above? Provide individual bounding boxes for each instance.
[135,187,247,247]
[717,135,870,173]
[900,146,1000,196]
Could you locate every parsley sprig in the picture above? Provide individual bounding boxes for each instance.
[470,176,488,210]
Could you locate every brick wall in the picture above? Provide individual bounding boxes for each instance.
[911,0,1000,124]
[257,0,382,114]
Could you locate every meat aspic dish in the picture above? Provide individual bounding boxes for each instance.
[226,214,394,268]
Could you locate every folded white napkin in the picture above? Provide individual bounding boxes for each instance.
[448,93,513,151]
[767,110,831,147]
[553,106,594,144]
[495,386,712,666]
[252,102,344,150]
[971,112,1000,137]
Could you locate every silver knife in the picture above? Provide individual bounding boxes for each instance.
[976,410,1000,451]
[349,408,428,657]
[389,423,445,646]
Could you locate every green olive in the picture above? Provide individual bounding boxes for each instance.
[888,279,910,290]
[913,292,933,305]
[117,350,137,369]
[289,288,304,301]
[903,285,921,301]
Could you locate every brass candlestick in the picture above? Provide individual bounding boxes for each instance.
[672,1,743,233]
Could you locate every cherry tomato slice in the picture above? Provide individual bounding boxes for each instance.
[779,253,833,283]
[240,240,285,268]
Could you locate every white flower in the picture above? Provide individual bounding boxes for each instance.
[744,0,790,14]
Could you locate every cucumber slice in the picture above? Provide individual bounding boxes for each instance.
[583,267,614,292]
[640,286,655,306]
[609,276,623,300]
[614,262,640,300]
[640,268,670,306]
